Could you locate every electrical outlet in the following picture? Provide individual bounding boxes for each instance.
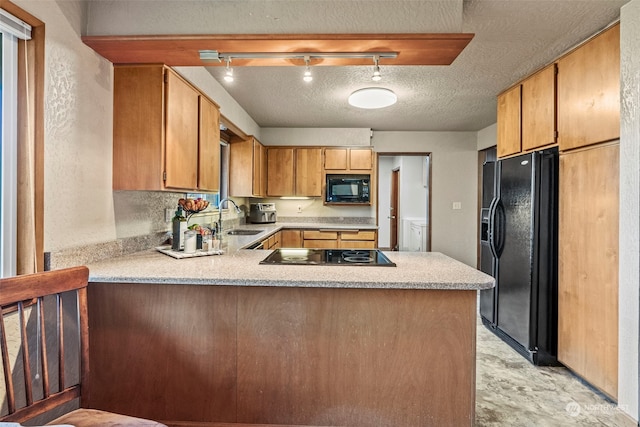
[297,205,302,213]
[452,202,462,210]
[165,208,174,222]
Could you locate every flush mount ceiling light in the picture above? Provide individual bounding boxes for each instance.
[348,87,397,109]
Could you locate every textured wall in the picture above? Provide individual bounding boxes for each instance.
[260,128,371,147]
[619,0,640,421]
[373,131,478,266]
[477,123,497,151]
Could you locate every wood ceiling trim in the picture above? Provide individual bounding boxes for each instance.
[81,33,474,67]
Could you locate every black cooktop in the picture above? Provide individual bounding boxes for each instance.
[260,249,396,267]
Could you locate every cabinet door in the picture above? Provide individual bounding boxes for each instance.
[522,64,556,152]
[349,149,373,170]
[198,96,220,191]
[267,148,295,196]
[229,138,254,197]
[280,230,302,248]
[259,142,268,197]
[165,70,199,190]
[113,66,165,190]
[497,85,521,158]
[252,141,262,196]
[324,148,348,170]
[557,24,620,151]
[558,143,619,399]
[295,148,322,196]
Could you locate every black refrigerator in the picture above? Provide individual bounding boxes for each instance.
[479,148,559,366]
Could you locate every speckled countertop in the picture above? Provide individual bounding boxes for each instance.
[86,223,494,291]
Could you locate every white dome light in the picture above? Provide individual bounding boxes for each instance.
[348,87,397,109]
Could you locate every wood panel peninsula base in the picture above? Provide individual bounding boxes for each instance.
[88,283,477,427]
[83,250,492,427]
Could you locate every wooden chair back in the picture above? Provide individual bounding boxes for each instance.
[0,266,90,422]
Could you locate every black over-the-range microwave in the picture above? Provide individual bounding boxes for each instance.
[325,174,370,203]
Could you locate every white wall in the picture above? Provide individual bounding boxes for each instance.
[619,1,640,420]
[260,128,371,146]
[12,0,117,252]
[477,123,497,151]
[373,132,478,266]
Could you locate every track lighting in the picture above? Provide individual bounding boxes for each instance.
[372,56,382,82]
[303,56,313,82]
[223,58,234,82]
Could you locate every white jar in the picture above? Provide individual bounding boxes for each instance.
[184,230,197,253]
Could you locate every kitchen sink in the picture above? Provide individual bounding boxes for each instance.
[226,229,264,236]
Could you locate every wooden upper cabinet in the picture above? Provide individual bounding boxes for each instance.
[265,147,322,197]
[112,65,220,191]
[557,24,620,151]
[255,142,267,197]
[295,148,322,196]
[266,147,295,196]
[522,64,556,152]
[349,149,373,170]
[496,84,521,158]
[324,148,348,170]
[229,137,265,197]
[324,148,373,172]
[198,96,220,192]
[164,70,199,190]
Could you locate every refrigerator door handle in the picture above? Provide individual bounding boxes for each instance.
[487,197,498,259]
[493,199,506,258]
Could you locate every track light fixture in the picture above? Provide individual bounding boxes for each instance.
[372,55,382,81]
[199,50,399,87]
[303,56,313,82]
[223,58,234,82]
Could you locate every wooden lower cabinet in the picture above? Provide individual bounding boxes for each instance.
[88,282,477,426]
[280,229,302,248]
[302,230,338,248]
[301,229,377,249]
[558,142,619,399]
[262,231,281,250]
[339,230,376,249]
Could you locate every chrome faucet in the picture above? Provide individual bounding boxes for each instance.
[217,198,242,236]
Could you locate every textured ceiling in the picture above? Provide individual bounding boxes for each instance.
[84,0,628,132]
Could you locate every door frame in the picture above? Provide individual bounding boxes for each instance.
[390,168,400,251]
[376,152,432,252]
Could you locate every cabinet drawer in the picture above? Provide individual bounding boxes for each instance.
[340,230,376,241]
[339,241,376,249]
[303,230,338,240]
[303,240,338,249]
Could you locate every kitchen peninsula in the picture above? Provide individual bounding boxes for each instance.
[85,242,493,427]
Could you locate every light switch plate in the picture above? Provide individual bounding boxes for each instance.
[452,202,462,210]
[165,208,174,222]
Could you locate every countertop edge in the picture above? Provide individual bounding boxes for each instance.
[87,275,494,291]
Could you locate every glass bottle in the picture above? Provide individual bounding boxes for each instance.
[171,207,187,250]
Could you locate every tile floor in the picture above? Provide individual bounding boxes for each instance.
[475,319,636,426]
